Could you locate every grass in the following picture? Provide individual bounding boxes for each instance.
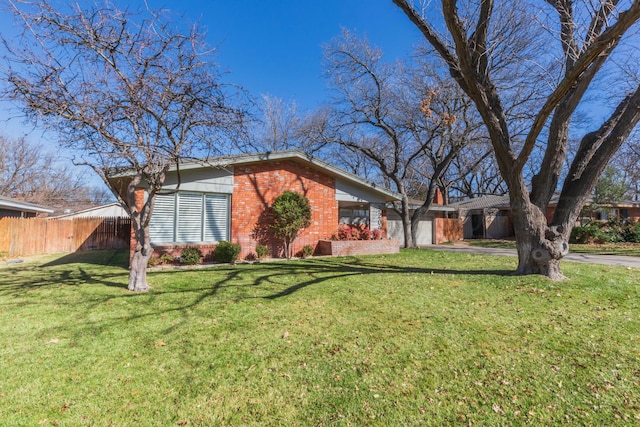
[1,249,639,426]
[468,239,640,257]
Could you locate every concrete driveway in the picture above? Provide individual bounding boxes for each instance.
[430,244,640,268]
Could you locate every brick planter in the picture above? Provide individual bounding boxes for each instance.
[316,239,400,257]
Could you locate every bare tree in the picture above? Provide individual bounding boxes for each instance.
[307,30,478,247]
[445,143,505,201]
[393,0,640,279]
[0,134,110,212]
[2,1,246,291]
[241,94,305,153]
[608,130,640,201]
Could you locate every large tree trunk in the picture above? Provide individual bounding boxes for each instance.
[510,189,569,281]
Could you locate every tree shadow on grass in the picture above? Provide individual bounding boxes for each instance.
[0,251,516,340]
[145,256,514,303]
[40,249,130,269]
[0,249,131,297]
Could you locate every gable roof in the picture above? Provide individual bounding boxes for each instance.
[111,150,402,202]
[50,202,129,219]
[0,195,54,214]
[450,192,640,211]
[449,194,510,210]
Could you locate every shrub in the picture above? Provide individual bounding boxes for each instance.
[271,191,312,259]
[214,241,241,263]
[623,220,640,243]
[255,244,269,260]
[147,253,175,268]
[181,247,203,265]
[302,245,314,258]
[333,224,382,241]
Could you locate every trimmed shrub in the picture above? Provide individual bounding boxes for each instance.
[214,241,241,263]
[271,191,312,259]
[302,245,314,258]
[181,247,203,265]
[255,244,269,260]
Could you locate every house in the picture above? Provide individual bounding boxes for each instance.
[386,193,458,246]
[451,193,640,239]
[0,195,54,218]
[51,202,129,219]
[110,150,460,260]
[450,194,512,239]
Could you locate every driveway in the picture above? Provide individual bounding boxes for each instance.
[430,244,640,268]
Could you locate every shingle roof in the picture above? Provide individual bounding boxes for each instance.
[449,194,510,210]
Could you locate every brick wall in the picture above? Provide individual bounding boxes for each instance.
[435,217,463,244]
[232,159,339,259]
[316,239,400,256]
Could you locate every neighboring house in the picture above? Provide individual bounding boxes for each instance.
[386,191,458,246]
[0,195,54,218]
[451,193,640,239]
[110,150,458,260]
[450,194,512,239]
[51,202,129,219]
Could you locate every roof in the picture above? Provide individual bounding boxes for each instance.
[0,195,54,214]
[112,150,402,202]
[387,198,456,212]
[449,194,510,210]
[50,202,129,219]
[450,192,640,210]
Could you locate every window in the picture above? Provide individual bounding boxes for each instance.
[339,207,369,225]
[149,192,229,244]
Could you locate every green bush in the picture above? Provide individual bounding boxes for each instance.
[214,241,241,263]
[181,247,203,265]
[570,225,601,244]
[147,253,175,268]
[302,245,314,258]
[571,220,640,244]
[271,191,311,259]
[623,220,640,243]
[255,244,269,260]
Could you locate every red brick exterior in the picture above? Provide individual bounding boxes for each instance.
[316,239,400,256]
[129,188,146,263]
[232,159,338,259]
[434,217,463,244]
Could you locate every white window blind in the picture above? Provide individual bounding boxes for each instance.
[204,194,229,242]
[149,193,176,243]
[177,192,204,242]
[148,191,229,244]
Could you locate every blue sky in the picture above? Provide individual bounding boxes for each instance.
[0,1,424,190]
[1,0,423,136]
[164,0,423,111]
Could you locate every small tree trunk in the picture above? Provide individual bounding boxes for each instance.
[128,220,151,292]
[400,195,414,248]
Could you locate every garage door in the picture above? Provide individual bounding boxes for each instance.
[387,213,434,246]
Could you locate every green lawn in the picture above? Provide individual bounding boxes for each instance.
[468,239,640,257]
[1,249,639,426]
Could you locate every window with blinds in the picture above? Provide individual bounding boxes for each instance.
[149,192,229,244]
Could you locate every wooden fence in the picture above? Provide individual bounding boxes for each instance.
[0,216,131,257]
[435,217,463,244]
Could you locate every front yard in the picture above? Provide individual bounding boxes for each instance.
[1,249,639,425]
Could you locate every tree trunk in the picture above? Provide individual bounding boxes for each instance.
[128,218,151,292]
[400,195,414,248]
[510,191,569,281]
